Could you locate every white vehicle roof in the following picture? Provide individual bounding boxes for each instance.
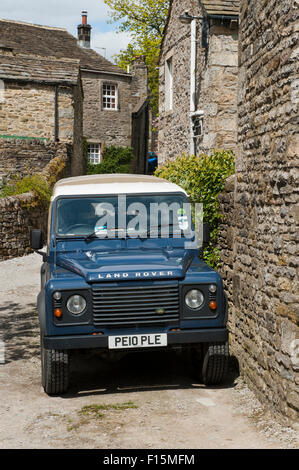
[52,174,188,199]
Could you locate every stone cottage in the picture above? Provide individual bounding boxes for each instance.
[219,0,299,422]
[0,43,83,179]
[75,12,149,169]
[158,0,239,162]
[0,13,149,177]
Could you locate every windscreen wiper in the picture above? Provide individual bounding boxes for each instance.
[84,227,126,241]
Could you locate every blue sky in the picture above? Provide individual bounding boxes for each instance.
[0,0,132,62]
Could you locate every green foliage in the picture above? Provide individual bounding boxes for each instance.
[0,173,54,207]
[155,150,235,268]
[86,145,135,175]
[114,38,161,115]
[104,0,169,38]
[104,0,170,115]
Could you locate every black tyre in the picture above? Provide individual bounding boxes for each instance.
[41,344,69,395]
[201,341,229,385]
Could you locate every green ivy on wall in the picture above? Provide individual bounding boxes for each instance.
[155,150,235,268]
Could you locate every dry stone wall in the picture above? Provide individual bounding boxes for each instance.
[0,153,69,261]
[0,190,48,260]
[219,0,299,423]
[0,138,72,183]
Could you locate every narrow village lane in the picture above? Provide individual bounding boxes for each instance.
[0,253,297,449]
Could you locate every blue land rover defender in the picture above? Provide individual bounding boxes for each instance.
[31,174,229,395]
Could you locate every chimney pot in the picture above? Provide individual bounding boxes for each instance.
[82,11,88,25]
[78,11,91,48]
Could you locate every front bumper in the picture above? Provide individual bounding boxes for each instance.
[43,328,228,350]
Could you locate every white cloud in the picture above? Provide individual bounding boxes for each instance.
[92,30,132,62]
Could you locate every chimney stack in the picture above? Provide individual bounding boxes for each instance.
[77,11,91,48]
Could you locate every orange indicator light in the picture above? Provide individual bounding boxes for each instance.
[54,308,62,318]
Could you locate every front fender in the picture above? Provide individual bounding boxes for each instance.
[37,290,46,336]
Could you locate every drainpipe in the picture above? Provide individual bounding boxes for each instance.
[190,19,197,155]
[179,12,203,155]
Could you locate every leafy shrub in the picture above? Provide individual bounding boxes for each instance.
[0,157,66,208]
[86,145,135,175]
[154,150,235,268]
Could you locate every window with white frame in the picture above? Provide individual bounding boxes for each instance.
[102,83,118,110]
[87,143,101,164]
[165,57,173,111]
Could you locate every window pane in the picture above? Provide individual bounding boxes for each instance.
[103,83,117,109]
[88,143,101,164]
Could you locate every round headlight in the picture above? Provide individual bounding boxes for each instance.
[67,295,86,315]
[185,289,204,310]
[209,284,217,293]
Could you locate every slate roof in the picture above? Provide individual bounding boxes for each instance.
[201,1,239,16]
[0,52,80,84]
[0,18,128,76]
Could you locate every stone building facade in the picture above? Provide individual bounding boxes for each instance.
[76,11,148,166]
[219,0,299,422]
[0,44,83,179]
[158,0,239,162]
[82,56,148,157]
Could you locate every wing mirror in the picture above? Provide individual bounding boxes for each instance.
[30,229,44,250]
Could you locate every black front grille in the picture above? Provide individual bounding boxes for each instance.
[92,283,180,327]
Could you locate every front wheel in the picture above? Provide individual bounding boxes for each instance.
[41,343,70,395]
[192,341,229,385]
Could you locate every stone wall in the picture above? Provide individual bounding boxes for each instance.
[197,23,238,154]
[0,138,72,184]
[130,56,149,110]
[0,78,84,177]
[71,76,84,176]
[82,72,132,148]
[0,155,68,261]
[219,0,299,423]
[158,0,239,163]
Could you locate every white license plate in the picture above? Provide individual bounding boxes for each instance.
[108,333,168,350]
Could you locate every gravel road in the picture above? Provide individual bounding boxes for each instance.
[0,252,298,449]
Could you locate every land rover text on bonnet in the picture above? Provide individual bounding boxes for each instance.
[30,174,229,394]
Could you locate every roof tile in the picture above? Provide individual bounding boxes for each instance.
[0,52,80,84]
[0,18,128,75]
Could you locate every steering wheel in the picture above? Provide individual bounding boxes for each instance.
[64,224,94,235]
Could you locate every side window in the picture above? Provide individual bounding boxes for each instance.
[102,83,118,110]
[87,143,101,164]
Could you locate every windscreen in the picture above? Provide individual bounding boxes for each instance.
[55,194,191,239]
